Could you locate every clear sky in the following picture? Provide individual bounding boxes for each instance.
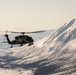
[0,0,76,32]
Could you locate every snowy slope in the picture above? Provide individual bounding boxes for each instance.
[0,19,76,75]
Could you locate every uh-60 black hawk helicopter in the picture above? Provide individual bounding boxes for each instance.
[1,30,45,48]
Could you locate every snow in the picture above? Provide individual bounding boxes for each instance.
[0,19,76,75]
[0,68,33,75]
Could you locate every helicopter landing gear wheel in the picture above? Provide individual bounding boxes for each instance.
[10,45,13,48]
[28,42,34,46]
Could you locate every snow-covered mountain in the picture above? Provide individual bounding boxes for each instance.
[0,19,76,75]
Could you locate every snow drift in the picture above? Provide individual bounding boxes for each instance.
[0,19,76,75]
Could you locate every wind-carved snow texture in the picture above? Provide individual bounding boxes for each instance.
[0,19,76,75]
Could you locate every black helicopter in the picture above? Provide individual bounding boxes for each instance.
[1,30,45,48]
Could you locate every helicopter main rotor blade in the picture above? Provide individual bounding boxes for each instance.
[27,30,45,33]
[0,30,46,34]
[7,30,46,34]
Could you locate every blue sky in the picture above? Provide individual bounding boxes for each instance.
[0,0,76,32]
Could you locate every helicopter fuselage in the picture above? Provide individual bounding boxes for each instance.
[5,34,34,47]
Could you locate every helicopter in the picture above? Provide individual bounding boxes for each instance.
[0,30,45,48]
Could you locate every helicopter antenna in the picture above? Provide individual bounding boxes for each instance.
[6,30,8,34]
